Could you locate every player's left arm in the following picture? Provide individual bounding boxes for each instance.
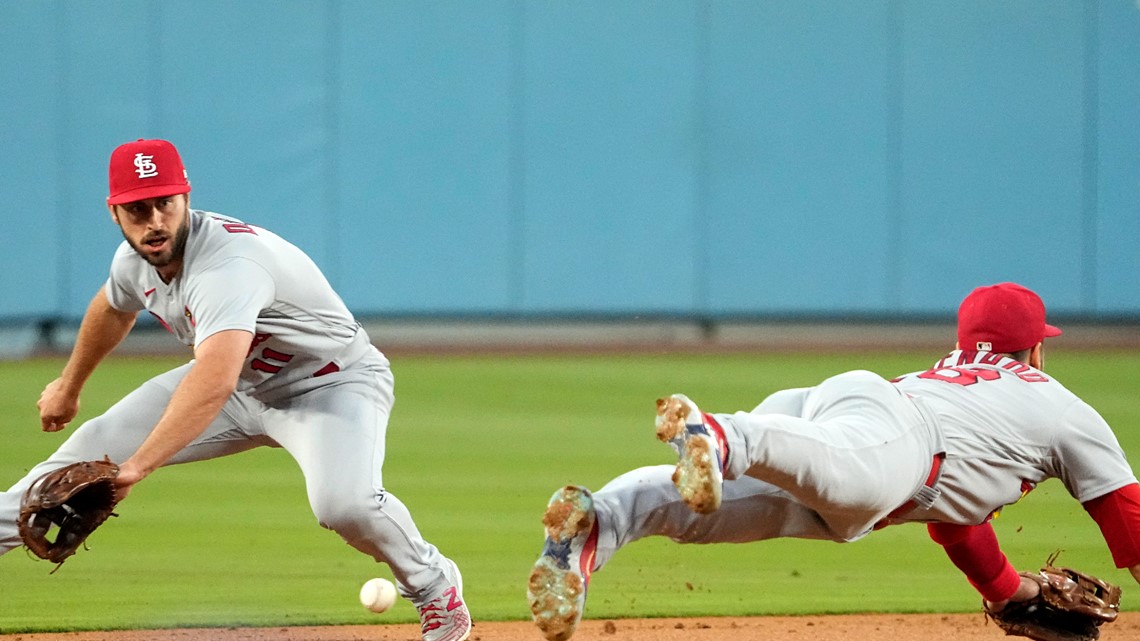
[115,328,253,493]
[1052,400,1140,586]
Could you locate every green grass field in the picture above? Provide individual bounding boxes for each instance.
[0,348,1137,633]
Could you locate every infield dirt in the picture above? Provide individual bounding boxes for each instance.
[5,613,1140,641]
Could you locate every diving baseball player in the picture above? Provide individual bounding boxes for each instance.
[528,282,1140,641]
[0,139,471,641]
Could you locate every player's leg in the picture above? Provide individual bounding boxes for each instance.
[655,387,819,515]
[680,371,936,539]
[749,386,811,415]
[594,465,837,557]
[528,465,834,641]
[0,363,266,555]
[262,364,470,641]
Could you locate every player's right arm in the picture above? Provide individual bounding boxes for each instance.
[927,521,1024,604]
[38,287,136,432]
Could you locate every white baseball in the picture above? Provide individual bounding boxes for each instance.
[359,577,398,613]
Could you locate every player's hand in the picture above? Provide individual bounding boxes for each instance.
[37,377,80,432]
[112,460,146,501]
[984,574,1043,612]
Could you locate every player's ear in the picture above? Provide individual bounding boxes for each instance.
[1029,342,1044,370]
[107,203,120,225]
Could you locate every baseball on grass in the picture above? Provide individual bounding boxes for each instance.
[360,577,397,613]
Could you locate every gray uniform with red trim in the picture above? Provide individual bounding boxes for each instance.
[0,210,455,604]
[892,350,1135,524]
[587,351,1135,569]
[107,210,376,403]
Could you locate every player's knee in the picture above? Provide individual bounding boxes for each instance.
[751,388,806,415]
[310,489,380,538]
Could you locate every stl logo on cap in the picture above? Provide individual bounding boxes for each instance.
[133,153,159,179]
[107,139,191,205]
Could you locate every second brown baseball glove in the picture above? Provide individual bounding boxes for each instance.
[984,554,1121,641]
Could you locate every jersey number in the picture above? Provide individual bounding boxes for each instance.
[251,347,294,374]
[246,332,293,374]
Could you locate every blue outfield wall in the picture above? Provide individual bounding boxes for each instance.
[1,1,1138,322]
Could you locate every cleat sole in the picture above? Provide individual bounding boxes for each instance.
[528,486,596,641]
[655,396,690,442]
[674,436,721,514]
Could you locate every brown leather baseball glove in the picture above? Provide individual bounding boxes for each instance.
[17,457,121,570]
[984,554,1122,641]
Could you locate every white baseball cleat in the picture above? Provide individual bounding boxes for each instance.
[417,559,472,641]
[527,485,599,641]
[655,394,724,514]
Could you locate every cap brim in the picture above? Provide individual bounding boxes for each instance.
[1044,323,1063,338]
[107,184,190,205]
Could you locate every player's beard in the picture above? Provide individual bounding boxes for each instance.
[127,214,190,269]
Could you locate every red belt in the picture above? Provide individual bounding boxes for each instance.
[874,453,944,529]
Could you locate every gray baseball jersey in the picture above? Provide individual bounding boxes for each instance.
[105,210,383,403]
[892,350,1136,524]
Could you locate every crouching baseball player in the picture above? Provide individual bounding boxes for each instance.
[528,282,1137,641]
[0,139,471,641]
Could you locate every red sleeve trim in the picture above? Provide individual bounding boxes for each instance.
[927,522,969,545]
[970,562,1022,603]
[1083,483,1140,568]
[928,522,1021,602]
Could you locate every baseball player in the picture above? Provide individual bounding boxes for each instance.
[0,139,472,641]
[528,282,1140,641]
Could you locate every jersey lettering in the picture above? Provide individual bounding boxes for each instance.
[250,359,282,374]
[917,364,1049,386]
[210,216,258,235]
[261,347,294,363]
[1000,361,1049,383]
[918,366,1002,386]
[977,353,1004,366]
[247,332,272,357]
[222,222,258,235]
[250,345,295,374]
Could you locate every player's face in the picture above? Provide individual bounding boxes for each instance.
[111,194,190,277]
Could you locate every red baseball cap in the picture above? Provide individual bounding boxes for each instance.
[107,139,191,205]
[957,282,1062,353]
